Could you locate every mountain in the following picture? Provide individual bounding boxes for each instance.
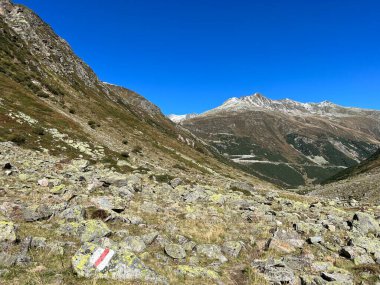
[178,93,380,187]
[307,148,380,203]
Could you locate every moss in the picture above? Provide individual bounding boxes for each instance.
[176,265,219,279]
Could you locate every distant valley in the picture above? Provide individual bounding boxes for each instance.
[169,93,380,187]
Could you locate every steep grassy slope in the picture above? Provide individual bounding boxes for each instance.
[0,1,268,188]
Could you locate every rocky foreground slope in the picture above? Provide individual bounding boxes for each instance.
[1,142,380,284]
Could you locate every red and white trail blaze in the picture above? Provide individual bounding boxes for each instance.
[90,248,115,271]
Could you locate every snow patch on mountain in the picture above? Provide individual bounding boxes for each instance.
[168,114,198,123]
[200,93,375,118]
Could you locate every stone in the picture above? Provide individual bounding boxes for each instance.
[164,244,186,259]
[72,241,167,284]
[142,231,159,245]
[170,178,183,188]
[91,196,125,212]
[182,186,208,203]
[321,268,354,284]
[340,246,366,259]
[349,235,380,254]
[57,220,111,242]
[50,184,66,195]
[222,241,242,258]
[122,236,146,253]
[352,212,380,235]
[23,204,62,222]
[353,254,375,265]
[58,205,85,222]
[300,275,327,285]
[0,253,17,267]
[183,240,196,252]
[0,221,17,243]
[308,236,324,244]
[310,261,333,272]
[38,178,50,187]
[196,244,227,263]
[374,251,380,264]
[252,259,296,285]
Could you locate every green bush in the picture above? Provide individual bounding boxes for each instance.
[33,127,45,136]
[152,174,175,183]
[10,134,26,145]
[122,139,128,145]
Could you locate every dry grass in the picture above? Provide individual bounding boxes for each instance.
[178,219,227,244]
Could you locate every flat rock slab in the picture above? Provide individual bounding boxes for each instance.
[72,242,167,284]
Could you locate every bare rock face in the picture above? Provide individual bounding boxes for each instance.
[0,0,100,88]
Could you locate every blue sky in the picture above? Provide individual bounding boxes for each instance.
[16,0,380,114]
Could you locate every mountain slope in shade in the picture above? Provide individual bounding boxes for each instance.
[179,93,380,187]
[307,148,380,203]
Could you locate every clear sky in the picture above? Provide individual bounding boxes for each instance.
[16,0,380,114]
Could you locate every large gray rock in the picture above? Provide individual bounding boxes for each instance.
[182,186,208,203]
[252,259,296,285]
[222,241,242,258]
[321,268,354,285]
[91,196,126,212]
[58,205,85,222]
[72,242,167,284]
[352,212,380,235]
[196,244,227,263]
[164,244,186,259]
[57,220,111,242]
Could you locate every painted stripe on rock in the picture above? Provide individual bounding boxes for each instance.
[89,247,115,271]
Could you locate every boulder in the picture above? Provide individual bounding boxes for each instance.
[321,268,354,284]
[58,205,85,222]
[57,220,111,242]
[352,212,380,235]
[308,236,324,244]
[170,178,183,188]
[0,221,17,243]
[164,244,186,259]
[252,259,296,285]
[72,242,167,284]
[222,241,243,258]
[196,244,227,263]
[91,196,125,213]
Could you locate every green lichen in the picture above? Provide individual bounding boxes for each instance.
[176,265,219,279]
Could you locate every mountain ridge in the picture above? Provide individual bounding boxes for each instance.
[169,93,380,123]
